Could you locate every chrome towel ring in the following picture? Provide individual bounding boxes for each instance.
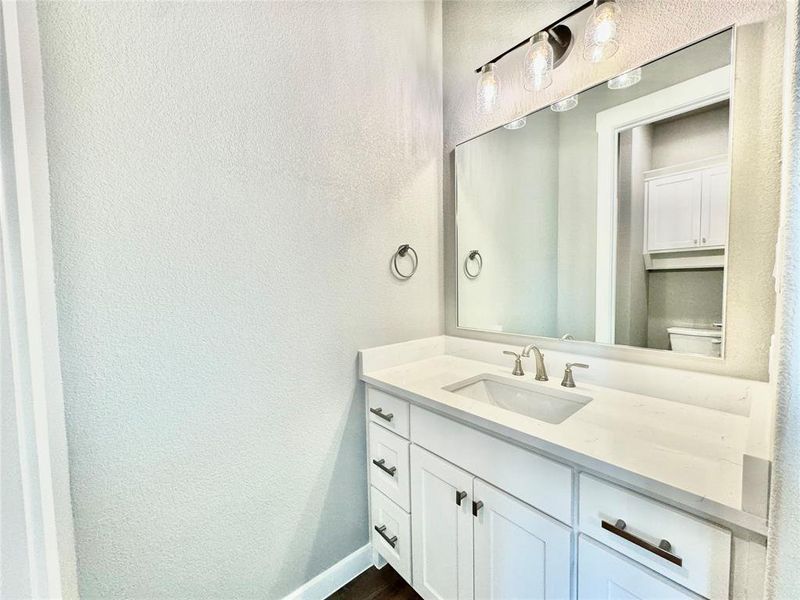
[392,244,418,279]
[464,250,483,279]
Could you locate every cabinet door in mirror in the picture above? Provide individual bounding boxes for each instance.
[456,30,736,359]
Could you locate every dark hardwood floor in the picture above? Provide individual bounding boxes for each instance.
[326,565,421,600]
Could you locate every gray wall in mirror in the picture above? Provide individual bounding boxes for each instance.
[443,1,784,381]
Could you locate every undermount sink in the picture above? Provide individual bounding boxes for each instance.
[443,374,592,424]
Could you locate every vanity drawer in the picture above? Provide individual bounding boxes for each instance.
[411,405,572,523]
[369,423,410,511]
[368,387,410,439]
[579,474,731,599]
[370,487,412,584]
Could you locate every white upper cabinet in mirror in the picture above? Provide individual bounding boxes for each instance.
[456,30,735,359]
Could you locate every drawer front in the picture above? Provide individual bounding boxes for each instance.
[369,423,410,511]
[411,405,572,524]
[578,535,700,599]
[370,487,412,584]
[368,387,410,439]
[579,474,730,598]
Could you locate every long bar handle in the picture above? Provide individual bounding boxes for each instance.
[369,407,394,422]
[372,458,397,477]
[601,519,683,567]
[374,524,397,548]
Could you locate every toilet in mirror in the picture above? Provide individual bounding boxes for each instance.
[457,30,734,358]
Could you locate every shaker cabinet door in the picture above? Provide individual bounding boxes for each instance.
[700,164,730,247]
[645,171,703,252]
[473,479,571,600]
[411,446,475,600]
[578,536,699,600]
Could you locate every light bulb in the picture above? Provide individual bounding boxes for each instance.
[550,94,579,112]
[584,0,621,63]
[503,117,527,130]
[608,67,641,89]
[476,63,501,114]
[523,32,553,92]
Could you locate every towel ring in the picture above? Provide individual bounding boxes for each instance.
[393,244,418,279]
[464,250,483,279]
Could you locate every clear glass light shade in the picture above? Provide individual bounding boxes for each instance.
[503,117,527,130]
[523,32,553,91]
[550,94,579,112]
[584,0,622,63]
[476,64,501,114]
[608,67,641,89]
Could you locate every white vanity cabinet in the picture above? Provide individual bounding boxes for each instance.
[365,385,740,600]
[409,445,571,600]
[644,158,729,253]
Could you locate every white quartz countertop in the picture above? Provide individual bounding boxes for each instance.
[361,351,767,535]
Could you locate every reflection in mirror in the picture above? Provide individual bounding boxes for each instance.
[456,30,732,358]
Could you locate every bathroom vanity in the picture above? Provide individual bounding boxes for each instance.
[358,18,781,600]
[359,336,771,600]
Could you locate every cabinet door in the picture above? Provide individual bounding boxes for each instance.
[645,172,702,251]
[700,165,730,247]
[578,536,699,600]
[411,446,475,600]
[474,479,571,600]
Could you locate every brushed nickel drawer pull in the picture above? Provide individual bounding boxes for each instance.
[374,524,398,548]
[601,519,683,567]
[370,407,394,422]
[456,490,467,506]
[372,458,397,477]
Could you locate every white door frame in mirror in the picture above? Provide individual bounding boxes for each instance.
[594,65,732,347]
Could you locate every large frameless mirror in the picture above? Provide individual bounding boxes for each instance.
[456,30,733,358]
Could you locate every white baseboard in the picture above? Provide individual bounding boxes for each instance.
[283,543,372,600]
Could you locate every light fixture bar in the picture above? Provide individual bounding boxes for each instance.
[473,0,592,73]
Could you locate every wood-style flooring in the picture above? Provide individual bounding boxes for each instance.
[326,566,421,600]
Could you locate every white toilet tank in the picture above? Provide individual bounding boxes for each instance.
[667,326,722,357]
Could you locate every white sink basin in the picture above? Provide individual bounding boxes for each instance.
[443,374,592,424]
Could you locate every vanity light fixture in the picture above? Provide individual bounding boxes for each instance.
[472,17,575,113]
[472,0,622,113]
[476,63,501,114]
[608,67,641,89]
[523,31,554,91]
[550,94,579,112]
[504,117,527,130]
[584,0,622,63]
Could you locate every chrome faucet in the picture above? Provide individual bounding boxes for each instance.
[561,362,589,387]
[521,345,548,381]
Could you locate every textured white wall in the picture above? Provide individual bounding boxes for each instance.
[650,103,730,168]
[36,1,442,597]
[443,0,784,380]
[765,3,800,596]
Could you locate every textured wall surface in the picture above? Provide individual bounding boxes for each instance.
[36,2,443,597]
[765,2,800,596]
[443,0,784,380]
[646,269,725,350]
[650,104,730,168]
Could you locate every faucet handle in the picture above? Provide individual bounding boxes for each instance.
[561,362,588,388]
[503,351,525,377]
